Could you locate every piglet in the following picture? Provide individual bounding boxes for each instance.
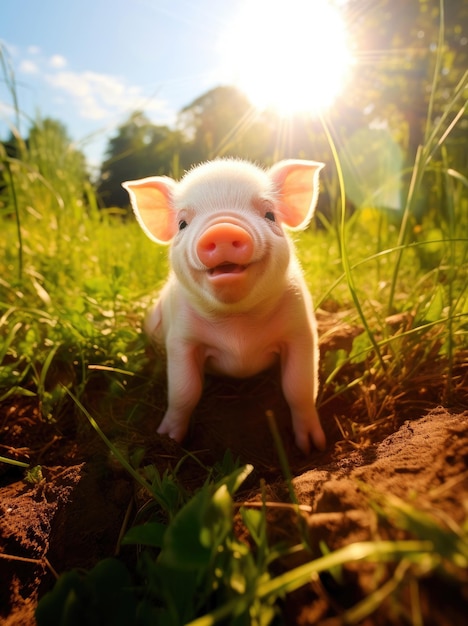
[122,158,326,453]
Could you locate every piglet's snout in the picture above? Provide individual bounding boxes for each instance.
[196,223,254,268]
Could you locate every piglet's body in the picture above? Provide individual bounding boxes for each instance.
[123,159,326,453]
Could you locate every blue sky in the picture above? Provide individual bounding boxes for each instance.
[1,0,239,167]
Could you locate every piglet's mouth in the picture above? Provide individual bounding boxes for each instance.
[208,263,247,278]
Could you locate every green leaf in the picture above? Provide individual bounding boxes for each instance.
[200,484,232,548]
[88,558,137,625]
[122,522,167,548]
[36,570,86,626]
[349,332,372,364]
[136,550,201,624]
[159,465,252,571]
[240,508,265,548]
[215,463,253,496]
[0,385,36,402]
[424,284,445,323]
[36,559,138,626]
[159,486,213,570]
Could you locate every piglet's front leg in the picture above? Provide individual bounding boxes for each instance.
[157,342,203,442]
[281,342,326,454]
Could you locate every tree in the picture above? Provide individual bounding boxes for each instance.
[1,118,88,221]
[97,112,184,208]
[27,118,88,206]
[178,86,273,165]
[340,0,468,159]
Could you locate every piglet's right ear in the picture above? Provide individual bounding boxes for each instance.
[122,177,177,244]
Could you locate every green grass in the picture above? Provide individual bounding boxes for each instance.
[1,35,468,626]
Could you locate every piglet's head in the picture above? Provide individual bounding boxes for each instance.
[122,159,324,312]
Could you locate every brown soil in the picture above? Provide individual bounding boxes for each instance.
[1,314,467,625]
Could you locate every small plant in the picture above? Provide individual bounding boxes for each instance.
[36,461,278,625]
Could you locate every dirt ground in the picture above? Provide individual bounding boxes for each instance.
[1,315,467,625]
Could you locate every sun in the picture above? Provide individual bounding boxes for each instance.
[217,0,352,115]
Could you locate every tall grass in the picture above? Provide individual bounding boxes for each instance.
[311,30,468,416]
[1,35,466,422]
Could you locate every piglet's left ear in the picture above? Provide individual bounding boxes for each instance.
[269,159,324,230]
[122,176,177,244]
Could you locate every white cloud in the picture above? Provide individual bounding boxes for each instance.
[19,59,39,74]
[0,101,14,118]
[45,71,106,119]
[45,68,172,122]
[46,71,91,99]
[1,43,176,152]
[49,54,67,69]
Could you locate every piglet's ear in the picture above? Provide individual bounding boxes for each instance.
[269,160,324,230]
[122,177,177,244]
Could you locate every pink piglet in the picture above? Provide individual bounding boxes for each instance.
[123,158,326,453]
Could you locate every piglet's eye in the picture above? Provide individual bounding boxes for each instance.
[264,211,276,222]
[178,219,189,231]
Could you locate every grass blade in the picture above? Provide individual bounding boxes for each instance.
[320,112,386,369]
[63,386,155,498]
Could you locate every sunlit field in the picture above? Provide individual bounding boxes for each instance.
[1,1,468,624]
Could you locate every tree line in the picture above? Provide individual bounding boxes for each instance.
[1,0,467,216]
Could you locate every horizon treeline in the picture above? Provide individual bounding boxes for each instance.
[1,0,467,213]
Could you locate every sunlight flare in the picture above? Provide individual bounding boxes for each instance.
[218,0,353,115]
